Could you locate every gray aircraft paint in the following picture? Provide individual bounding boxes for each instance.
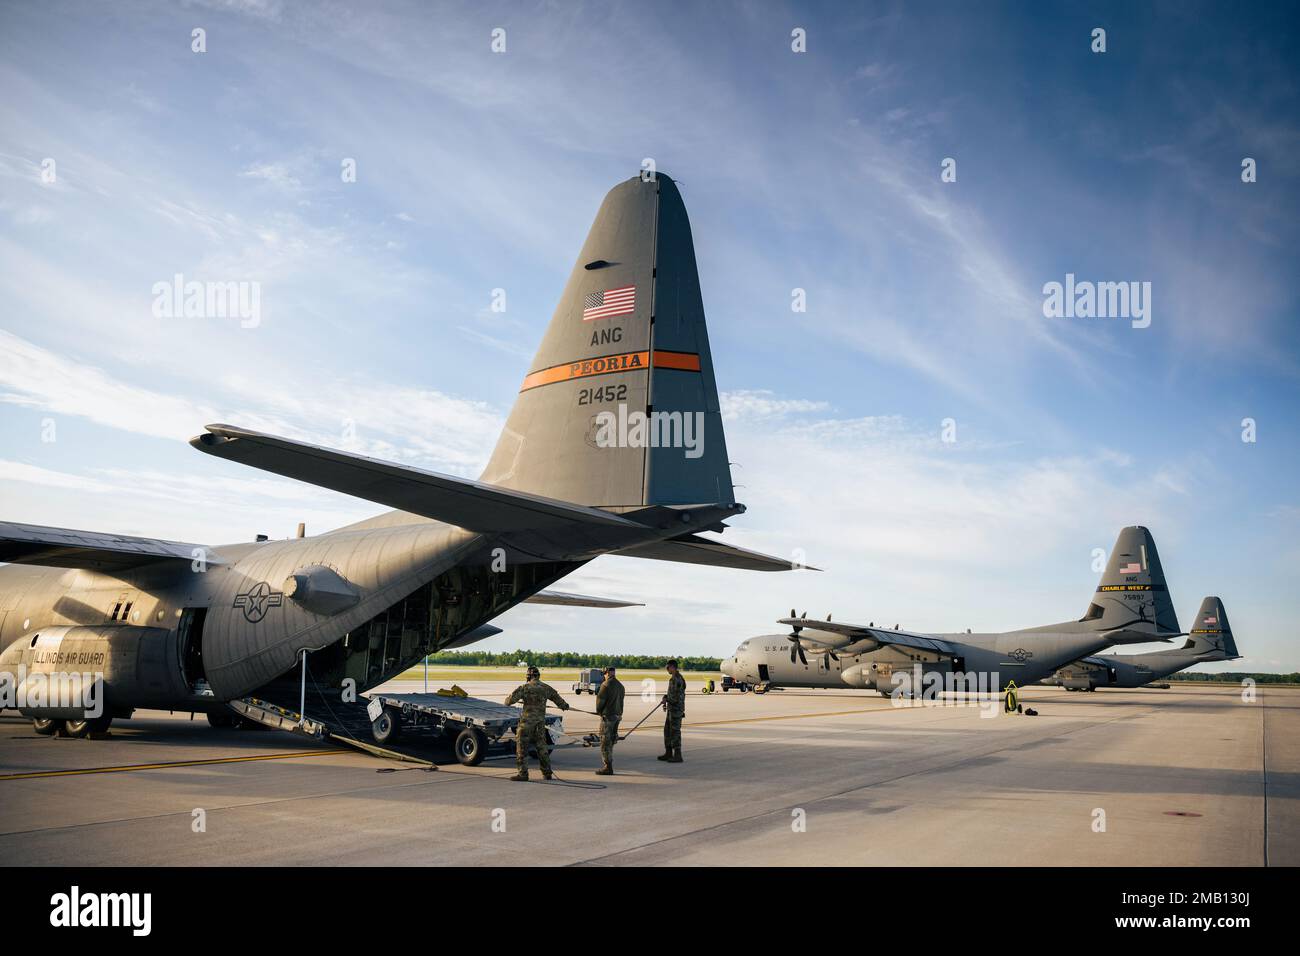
[1047,596,1239,690]
[480,174,733,510]
[0,174,790,727]
[722,527,1183,694]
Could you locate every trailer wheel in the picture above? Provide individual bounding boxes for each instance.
[65,715,112,738]
[371,706,402,745]
[32,717,64,736]
[454,727,487,766]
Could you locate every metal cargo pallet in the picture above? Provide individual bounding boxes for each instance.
[369,692,564,765]
[232,684,562,766]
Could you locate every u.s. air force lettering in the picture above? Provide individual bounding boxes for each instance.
[233,582,283,623]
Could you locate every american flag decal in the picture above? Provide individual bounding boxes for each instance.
[1204,615,1218,625]
[1119,562,1142,575]
[583,285,636,321]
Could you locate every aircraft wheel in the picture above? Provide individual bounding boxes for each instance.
[32,717,64,736]
[371,706,402,745]
[65,715,112,738]
[454,727,487,766]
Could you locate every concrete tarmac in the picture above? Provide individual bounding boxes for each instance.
[0,682,1293,866]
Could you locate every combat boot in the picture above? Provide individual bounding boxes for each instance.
[667,748,683,763]
[595,765,613,775]
[510,772,529,781]
[657,750,672,761]
[542,771,554,780]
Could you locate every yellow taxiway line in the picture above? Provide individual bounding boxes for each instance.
[0,749,350,781]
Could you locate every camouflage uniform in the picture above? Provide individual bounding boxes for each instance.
[595,674,625,771]
[663,671,686,758]
[505,678,569,777]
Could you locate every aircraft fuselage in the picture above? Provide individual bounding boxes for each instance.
[721,628,1132,694]
[0,518,581,719]
[1048,649,1218,690]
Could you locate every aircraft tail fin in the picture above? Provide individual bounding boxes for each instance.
[1078,526,1181,637]
[1187,596,1238,658]
[478,173,735,511]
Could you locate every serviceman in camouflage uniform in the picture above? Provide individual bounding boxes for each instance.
[594,665,625,775]
[505,665,570,781]
[658,658,686,763]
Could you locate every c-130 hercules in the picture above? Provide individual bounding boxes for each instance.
[721,527,1184,696]
[0,173,795,738]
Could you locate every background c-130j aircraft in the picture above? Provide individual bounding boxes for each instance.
[0,172,797,738]
[1044,596,1240,691]
[720,526,1186,696]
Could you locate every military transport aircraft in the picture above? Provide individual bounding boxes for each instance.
[1044,596,1239,691]
[0,172,795,739]
[720,527,1183,696]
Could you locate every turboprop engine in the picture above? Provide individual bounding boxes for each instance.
[839,663,876,689]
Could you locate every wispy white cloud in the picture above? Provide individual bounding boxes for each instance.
[0,329,501,474]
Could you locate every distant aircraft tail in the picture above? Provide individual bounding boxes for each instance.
[478,173,735,511]
[1076,526,1181,638]
[1186,596,1239,658]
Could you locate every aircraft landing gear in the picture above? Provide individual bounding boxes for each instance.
[32,717,65,736]
[64,715,113,738]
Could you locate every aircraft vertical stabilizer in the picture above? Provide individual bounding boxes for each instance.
[1078,526,1180,637]
[1188,596,1238,658]
[478,173,734,511]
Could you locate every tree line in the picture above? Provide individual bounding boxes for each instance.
[427,649,721,671]
[1167,672,1299,684]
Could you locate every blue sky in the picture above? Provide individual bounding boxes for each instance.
[1,1,1297,670]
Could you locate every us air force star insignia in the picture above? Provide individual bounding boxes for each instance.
[1008,647,1033,663]
[233,581,283,623]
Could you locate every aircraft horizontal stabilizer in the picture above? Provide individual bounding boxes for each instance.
[0,520,222,572]
[191,425,643,534]
[525,589,643,608]
[616,534,808,572]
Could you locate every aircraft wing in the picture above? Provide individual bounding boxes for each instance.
[0,520,222,572]
[615,534,810,572]
[524,589,643,608]
[191,424,642,534]
[778,617,961,656]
